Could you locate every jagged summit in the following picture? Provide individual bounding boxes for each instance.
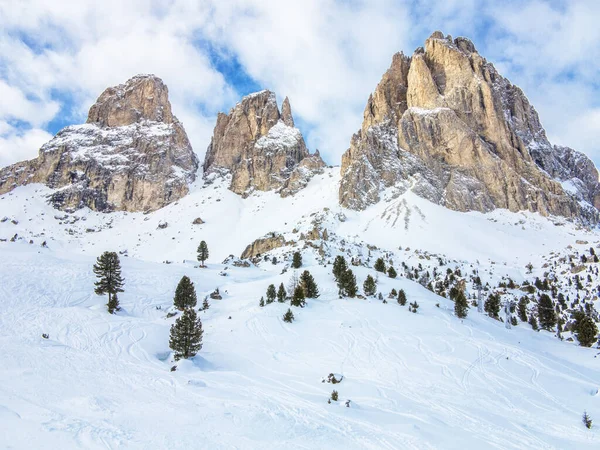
[203,90,324,197]
[0,75,198,212]
[340,31,600,224]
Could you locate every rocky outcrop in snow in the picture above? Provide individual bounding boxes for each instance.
[340,31,600,223]
[203,90,324,197]
[0,75,198,212]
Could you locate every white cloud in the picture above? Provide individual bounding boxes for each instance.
[0,124,53,167]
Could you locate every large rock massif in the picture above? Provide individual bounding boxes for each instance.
[203,90,325,197]
[340,32,600,223]
[0,75,198,212]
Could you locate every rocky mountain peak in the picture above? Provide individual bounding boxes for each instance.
[203,90,324,197]
[0,75,198,212]
[87,74,174,127]
[339,31,600,224]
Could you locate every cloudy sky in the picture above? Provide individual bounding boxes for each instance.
[1,0,599,168]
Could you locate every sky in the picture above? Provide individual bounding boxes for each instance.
[1,0,599,169]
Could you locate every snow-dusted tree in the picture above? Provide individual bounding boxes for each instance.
[287,271,300,295]
[173,276,197,311]
[93,251,124,314]
[583,411,593,429]
[300,270,320,298]
[169,308,203,360]
[283,308,295,323]
[266,284,277,304]
[454,289,468,319]
[538,293,556,330]
[277,283,287,303]
[291,285,306,307]
[259,296,265,307]
[202,297,210,311]
[374,257,386,273]
[363,275,377,296]
[577,316,598,347]
[292,251,302,269]
[484,293,501,319]
[518,297,528,322]
[197,240,209,267]
[529,314,539,331]
[398,289,407,306]
[332,255,348,282]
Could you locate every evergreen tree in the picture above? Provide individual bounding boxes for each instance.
[363,275,377,296]
[169,308,203,360]
[331,390,339,401]
[538,293,557,330]
[338,268,358,297]
[292,251,302,269]
[529,314,539,331]
[583,411,593,429]
[173,276,197,310]
[291,285,306,307]
[374,257,386,273]
[202,297,210,311]
[283,308,295,323]
[518,297,528,322]
[577,316,598,347]
[259,296,265,307]
[266,284,277,304]
[197,240,209,267]
[300,270,320,298]
[93,251,125,314]
[409,301,419,313]
[387,266,397,278]
[277,283,287,303]
[454,289,468,319]
[107,293,120,315]
[398,289,407,306]
[332,255,348,282]
[484,293,501,319]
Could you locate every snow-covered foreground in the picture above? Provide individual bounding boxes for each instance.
[1,243,599,449]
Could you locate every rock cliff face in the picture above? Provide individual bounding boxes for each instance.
[203,90,324,197]
[340,32,600,223]
[0,75,198,212]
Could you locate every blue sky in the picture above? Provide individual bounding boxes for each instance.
[1,0,599,169]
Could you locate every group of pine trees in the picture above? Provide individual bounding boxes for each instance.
[93,245,209,361]
[333,256,358,297]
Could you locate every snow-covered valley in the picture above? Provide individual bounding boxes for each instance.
[1,169,600,449]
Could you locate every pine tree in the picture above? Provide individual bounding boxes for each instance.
[398,289,407,306]
[409,301,419,313]
[518,297,528,322]
[173,276,197,310]
[292,251,302,269]
[93,251,125,314]
[277,283,287,303]
[197,240,209,267]
[283,308,295,323]
[300,270,320,298]
[291,285,306,307]
[266,284,277,304]
[338,268,358,297]
[577,315,598,347]
[363,275,377,296]
[387,266,397,278]
[583,411,593,429]
[529,314,539,331]
[331,390,339,401]
[332,255,348,282]
[484,293,501,319]
[259,296,265,307]
[169,308,203,360]
[374,257,386,273]
[538,293,557,330]
[454,289,468,319]
[202,297,210,311]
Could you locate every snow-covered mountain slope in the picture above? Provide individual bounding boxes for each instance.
[1,168,600,449]
[1,241,599,449]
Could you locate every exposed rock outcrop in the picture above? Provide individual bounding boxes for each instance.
[340,32,600,223]
[241,232,288,259]
[0,75,198,212]
[203,90,324,197]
